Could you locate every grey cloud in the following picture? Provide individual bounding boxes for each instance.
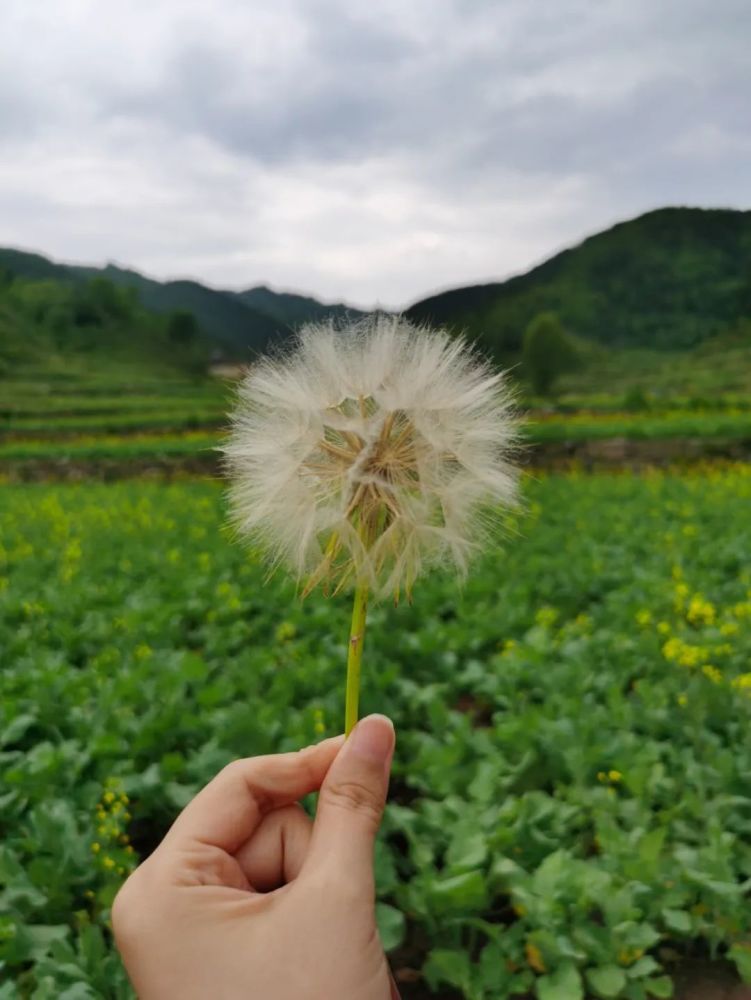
[0,0,749,305]
[97,0,751,184]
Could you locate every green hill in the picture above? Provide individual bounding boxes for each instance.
[4,206,751,373]
[0,249,365,359]
[0,250,282,358]
[0,269,210,380]
[235,285,363,328]
[407,207,751,355]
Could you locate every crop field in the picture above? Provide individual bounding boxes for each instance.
[2,466,751,999]
[2,371,751,476]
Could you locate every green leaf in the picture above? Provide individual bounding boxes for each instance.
[58,986,98,1000]
[0,714,36,747]
[426,870,489,914]
[645,977,674,998]
[25,924,70,962]
[638,828,667,866]
[626,957,660,979]
[423,948,472,992]
[532,851,570,899]
[164,781,196,809]
[446,829,488,872]
[536,962,584,1000]
[729,944,751,984]
[587,965,627,998]
[662,909,691,935]
[375,903,405,953]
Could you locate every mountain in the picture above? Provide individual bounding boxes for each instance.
[0,265,208,378]
[235,286,364,328]
[0,250,362,360]
[4,206,751,367]
[73,265,283,358]
[407,207,751,354]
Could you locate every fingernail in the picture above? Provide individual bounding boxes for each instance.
[349,714,395,771]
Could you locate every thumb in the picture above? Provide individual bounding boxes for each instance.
[306,714,395,882]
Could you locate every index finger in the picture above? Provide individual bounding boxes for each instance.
[164,735,345,854]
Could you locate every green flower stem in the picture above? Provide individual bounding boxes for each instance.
[344,581,369,736]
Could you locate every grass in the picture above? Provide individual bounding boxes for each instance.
[528,410,751,443]
[554,339,751,399]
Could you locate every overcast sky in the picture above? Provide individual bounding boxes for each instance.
[2,0,749,308]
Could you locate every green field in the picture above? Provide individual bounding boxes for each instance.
[2,414,750,468]
[3,333,751,478]
[2,468,751,999]
[2,375,751,474]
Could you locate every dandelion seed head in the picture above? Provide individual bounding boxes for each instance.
[223,315,520,600]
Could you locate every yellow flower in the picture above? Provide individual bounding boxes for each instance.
[687,595,716,627]
[525,942,547,974]
[618,948,645,966]
[657,621,671,635]
[720,622,739,637]
[103,857,115,870]
[636,609,652,627]
[91,842,101,854]
[702,665,722,684]
[275,621,297,642]
[662,638,682,662]
[608,770,622,783]
[535,606,558,628]
[103,791,115,804]
[677,693,688,707]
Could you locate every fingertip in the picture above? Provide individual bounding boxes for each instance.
[347,715,395,771]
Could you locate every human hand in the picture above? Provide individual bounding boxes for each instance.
[113,714,399,1000]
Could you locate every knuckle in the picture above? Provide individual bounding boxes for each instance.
[220,758,248,781]
[323,778,383,827]
[111,859,164,946]
[111,874,142,945]
[293,745,321,784]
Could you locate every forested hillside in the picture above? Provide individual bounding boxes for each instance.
[407,207,751,354]
[3,206,751,373]
[234,285,363,327]
[0,271,206,379]
[0,250,360,360]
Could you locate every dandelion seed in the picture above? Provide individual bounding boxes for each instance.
[224,315,520,733]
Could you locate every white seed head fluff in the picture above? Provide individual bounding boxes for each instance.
[223,314,519,601]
